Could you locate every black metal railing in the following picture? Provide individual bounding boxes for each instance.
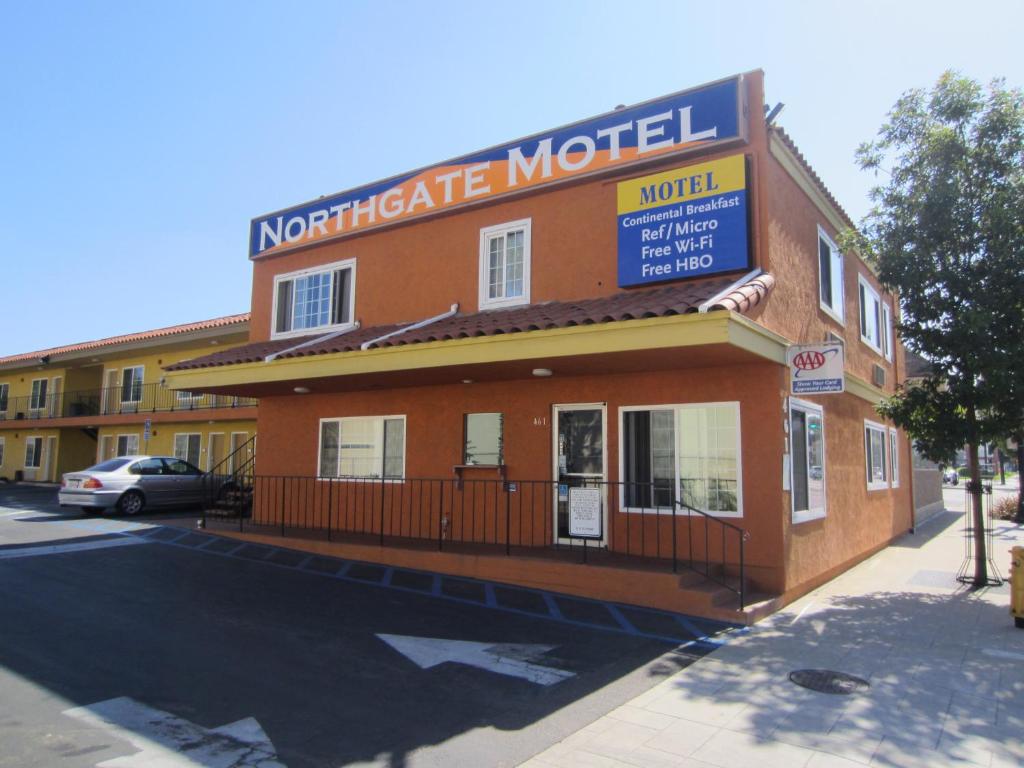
[200,475,749,609]
[0,383,257,421]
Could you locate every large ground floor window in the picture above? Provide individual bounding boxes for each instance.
[174,433,202,467]
[620,402,741,517]
[319,415,406,479]
[865,420,889,491]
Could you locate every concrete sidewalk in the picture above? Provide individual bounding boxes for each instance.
[524,496,1024,767]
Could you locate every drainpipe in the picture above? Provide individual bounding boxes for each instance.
[698,269,763,313]
[264,322,361,362]
[360,304,459,350]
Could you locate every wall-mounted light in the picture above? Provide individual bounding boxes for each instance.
[294,386,311,394]
[532,368,553,377]
[461,379,474,384]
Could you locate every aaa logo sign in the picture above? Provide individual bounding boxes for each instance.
[788,343,844,394]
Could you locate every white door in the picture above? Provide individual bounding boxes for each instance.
[552,404,607,545]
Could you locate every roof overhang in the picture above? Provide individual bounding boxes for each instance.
[164,311,789,397]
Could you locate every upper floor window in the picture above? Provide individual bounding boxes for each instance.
[818,228,844,324]
[881,304,894,362]
[273,259,356,339]
[0,383,8,414]
[29,378,48,410]
[121,366,144,404]
[479,219,531,310]
[858,275,883,354]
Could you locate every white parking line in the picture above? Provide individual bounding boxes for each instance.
[0,537,151,560]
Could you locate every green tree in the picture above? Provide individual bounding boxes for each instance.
[854,72,1024,586]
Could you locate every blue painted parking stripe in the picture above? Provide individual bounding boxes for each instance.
[605,605,636,634]
[542,594,563,621]
[130,526,741,646]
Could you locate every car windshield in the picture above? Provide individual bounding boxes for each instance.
[85,458,132,473]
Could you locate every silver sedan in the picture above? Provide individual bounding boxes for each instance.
[58,455,229,516]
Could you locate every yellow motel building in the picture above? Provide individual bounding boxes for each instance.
[0,314,257,483]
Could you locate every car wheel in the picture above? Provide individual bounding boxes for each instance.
[117,491,145,516]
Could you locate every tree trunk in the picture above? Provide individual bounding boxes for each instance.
[996,447,1006,485]
[967,441,989,586]
[1016,433,1024,524]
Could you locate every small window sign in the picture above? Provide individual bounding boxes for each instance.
[568,488,603,539]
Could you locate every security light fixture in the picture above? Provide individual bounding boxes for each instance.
[293,386,311,394]
[532,368,553,377]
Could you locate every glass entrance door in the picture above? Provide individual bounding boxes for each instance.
[553,405,606,543]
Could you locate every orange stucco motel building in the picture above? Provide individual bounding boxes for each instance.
[165,71,913,621]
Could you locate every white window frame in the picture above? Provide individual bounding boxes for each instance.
[116,433,140,457]
[0,382,9,416]
[25,436,43,468]
[881,303,894,362]
[618,402,743,518]
[173,433,203,466]
[817,227,845,325]
[865,419,889,491]
[271,257,357,340]
[889,428,900,488]
[478,218,532,310]
[29,378,48,411]
[858,275,883,354]
[120,365,144,404]
[317,415,406,481]
[789,398,827,524]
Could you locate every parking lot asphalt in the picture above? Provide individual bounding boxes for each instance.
[0,484,736,768]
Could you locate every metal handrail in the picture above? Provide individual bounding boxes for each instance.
[0,383,257,421]
[200,474,750,610]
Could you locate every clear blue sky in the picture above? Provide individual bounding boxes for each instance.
[2,0,1021,356]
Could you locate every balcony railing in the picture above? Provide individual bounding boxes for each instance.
[0,383,257,421]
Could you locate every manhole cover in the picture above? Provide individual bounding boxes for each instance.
[789,669,870,695]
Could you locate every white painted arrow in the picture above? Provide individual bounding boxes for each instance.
[377,634,575,686]
[63,696,285,767]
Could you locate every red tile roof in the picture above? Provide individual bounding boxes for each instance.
[167,274,774,371]
[0,313,250,368]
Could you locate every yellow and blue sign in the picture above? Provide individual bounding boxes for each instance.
[249,76,744,259]
[616,154,749,287]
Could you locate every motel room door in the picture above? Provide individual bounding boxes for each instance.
[552,404,607,546]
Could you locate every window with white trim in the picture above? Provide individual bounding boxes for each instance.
[889,428,900,487]
[790,398,826,523]
[0,383,8,414]
[479,219,531,310]
[121,366,144,404]
[25,437,43,468]
[29,378,48,410]
[174,433,202,466]
[272,259,355,339]
[818,228,844,323]
[319,416,405,479]
[859,276,883,353]
[881,304,894,362]
[0,436,5,467]
[620,403,741,517]
[116,434,140,457]
[865,420,889,490]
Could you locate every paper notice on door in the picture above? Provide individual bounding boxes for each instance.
[568,488,602,539]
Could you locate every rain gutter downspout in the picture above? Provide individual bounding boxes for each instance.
[360,304,459,350]
[264,322,362,362]
[697,268,763,313]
